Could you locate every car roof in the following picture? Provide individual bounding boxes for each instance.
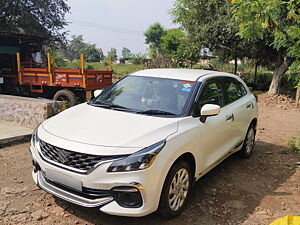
[130,68,237,82]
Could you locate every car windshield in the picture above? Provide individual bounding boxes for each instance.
[92,75,195,116]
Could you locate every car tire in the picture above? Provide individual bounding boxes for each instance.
[158,160,192,218]
[53,89,77,107]
[240,124,256,158]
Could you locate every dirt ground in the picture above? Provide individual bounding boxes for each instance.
[0,93,299,225]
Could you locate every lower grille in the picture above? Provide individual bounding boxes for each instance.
[37,171,114,207]
[45,177,111,200]
[39,140,106,173]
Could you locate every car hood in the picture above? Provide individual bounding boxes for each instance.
[42,103,179,148]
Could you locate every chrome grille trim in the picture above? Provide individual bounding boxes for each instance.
[37,140,114,174]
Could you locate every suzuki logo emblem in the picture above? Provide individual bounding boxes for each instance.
[57,150,70,164]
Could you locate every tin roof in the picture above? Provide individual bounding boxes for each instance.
[0,32,46,40]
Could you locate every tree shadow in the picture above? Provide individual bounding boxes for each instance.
[54,140,300,225]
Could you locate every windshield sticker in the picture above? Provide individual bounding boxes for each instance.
[180,81,194,84]
[181,87,191,92]
[183,83,192,88]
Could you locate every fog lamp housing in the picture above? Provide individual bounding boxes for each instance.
[32,160,41,173]
[112,186,143,208]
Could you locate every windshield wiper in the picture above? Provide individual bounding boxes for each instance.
[90,102,176,115]
[138,110,176,115]
[90,102,137,112]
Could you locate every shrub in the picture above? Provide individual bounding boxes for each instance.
[64,60,80,69]
[194,58,273,90]
[282,73,300,91]
[288,137,300,153]
[62,61,147,77]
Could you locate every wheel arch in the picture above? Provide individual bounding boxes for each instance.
[242,117,257,145]
[157,152,197,217]
[171,152,196,182]
[250,118,257,129]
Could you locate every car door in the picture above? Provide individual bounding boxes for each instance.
[192,78,233,170]
[222,77,250,148]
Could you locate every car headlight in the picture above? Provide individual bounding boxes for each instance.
[31,125,40,148]
[107,140,166,172]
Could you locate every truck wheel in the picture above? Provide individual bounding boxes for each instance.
[53,89,77,107]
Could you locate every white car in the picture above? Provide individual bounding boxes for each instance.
[30,69,257,218]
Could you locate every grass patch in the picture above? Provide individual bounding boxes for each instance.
[288,137,300,153]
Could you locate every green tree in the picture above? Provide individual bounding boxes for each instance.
[160,29,201,68]
[81,44,101,63]
[171,0,243,62]
[148,45,158,60]
[107,48,118,61]
[130,53,147,64]
[121,47,133,59]
[61,35,103,63]
[0,0,70,42]
[232,0,300,94]
[144,23,166,60]
[161,29,185,55]
[144,23,166,49]
[63,35,87,61]
[171,0,294,88]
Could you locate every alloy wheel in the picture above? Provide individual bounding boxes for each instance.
[168,168,190,211]
[245,128,255,154]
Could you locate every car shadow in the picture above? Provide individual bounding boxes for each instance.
[54,140,300,225]
[0,136,31,149]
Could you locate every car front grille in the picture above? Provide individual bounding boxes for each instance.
[39,140,106,173]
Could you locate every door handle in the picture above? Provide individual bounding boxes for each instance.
[226,113,234,121]
[246,103,253,109]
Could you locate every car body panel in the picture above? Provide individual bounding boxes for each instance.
[42,103,179,149]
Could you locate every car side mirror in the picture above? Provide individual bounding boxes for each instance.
[94,89,103,97]
[200,104,220,123]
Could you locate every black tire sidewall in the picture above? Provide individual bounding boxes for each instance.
[240,125,256,158]
[158,160,192,218]
[53,89,77,106]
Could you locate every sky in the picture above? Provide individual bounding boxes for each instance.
[65,0,177,56]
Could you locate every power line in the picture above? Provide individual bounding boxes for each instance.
[69,19,144,36]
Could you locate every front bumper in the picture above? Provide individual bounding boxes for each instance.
[30,142,173,217]
[35,170,113,207]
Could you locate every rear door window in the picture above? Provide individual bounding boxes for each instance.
[223,77,247,105]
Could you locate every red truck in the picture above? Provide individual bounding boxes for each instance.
[0,52,113,106]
